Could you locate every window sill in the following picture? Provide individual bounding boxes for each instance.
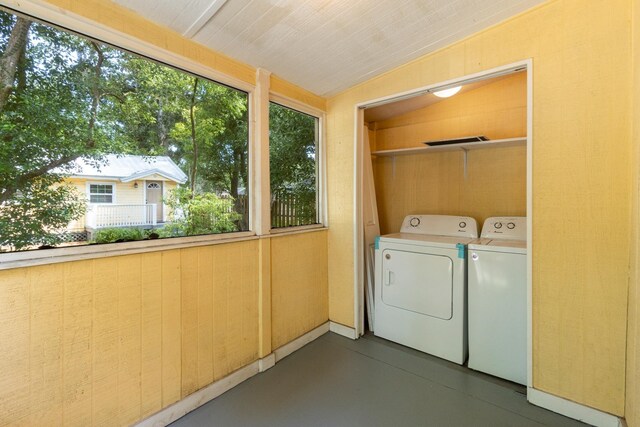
[0,231,258,271]
[268,224,326,236]
[0,225,330,271]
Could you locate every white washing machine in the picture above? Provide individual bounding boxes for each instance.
[374,215,478,365]
[468,216,527,385]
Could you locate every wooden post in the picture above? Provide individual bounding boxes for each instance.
[255,68,272,358]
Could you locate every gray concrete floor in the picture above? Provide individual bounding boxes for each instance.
[170,332,587,427]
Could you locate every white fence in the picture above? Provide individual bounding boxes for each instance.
[86,204,157,229]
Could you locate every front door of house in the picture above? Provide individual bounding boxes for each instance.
[146,181,163,222]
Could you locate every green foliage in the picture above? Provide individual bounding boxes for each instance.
[160,187,240,237]
[0,178,85,251]
[0,9,319,249]
[91,227,149,244]
[0,9,251,250]
[269,103,318,226]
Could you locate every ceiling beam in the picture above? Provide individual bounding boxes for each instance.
[182,0,228,39]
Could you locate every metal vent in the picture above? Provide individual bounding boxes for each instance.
[424,136,488,147]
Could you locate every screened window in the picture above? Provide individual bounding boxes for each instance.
[89,184,114,204]
[269,102,319,228]
[0,9,249,252]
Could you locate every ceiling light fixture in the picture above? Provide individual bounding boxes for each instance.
[433,86,462,98]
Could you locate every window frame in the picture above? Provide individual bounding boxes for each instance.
[268,93,327,234]
[87,182,116,204]
[0,2,327,270]
[0,2,258,268]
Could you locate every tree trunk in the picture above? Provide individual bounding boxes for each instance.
[0,17,32,111]
[230,154,239,200]
[232,148,248,230]
[189,77,199,195]
[156,98,169,149]
[15,30,28,95]
[88,42,104,147]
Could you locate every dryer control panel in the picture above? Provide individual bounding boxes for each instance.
[400,215,478,238]
[480,216,526,240]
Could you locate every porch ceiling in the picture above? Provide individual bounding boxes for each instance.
[111,0,545,96]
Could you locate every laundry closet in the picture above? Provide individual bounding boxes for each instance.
[361,67,529,385]
[365,70,527,236]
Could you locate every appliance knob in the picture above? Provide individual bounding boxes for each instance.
[471,253,479,261]
[507,222,515,229]
[409,217,420,227]
[494,222,503,229]
[459,221,466,228]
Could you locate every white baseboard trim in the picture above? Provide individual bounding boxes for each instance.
[274,322,330,362]
[259,353,276,372]
[136,361,260,427]
[329,321,358,339]
[528,387,623,427]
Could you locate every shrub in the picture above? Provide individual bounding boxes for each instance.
[161,188,240,237]
[91,227,148,244]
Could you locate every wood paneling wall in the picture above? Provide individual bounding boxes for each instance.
[370,73,526,234]
[373,146,526,235]
[0,243,260,425]
[0,231,329,426]
[0,1,329,426]
[626,0,640,425]
[271,232,329,349]
[327,0,632,415]
[373,72,526,151]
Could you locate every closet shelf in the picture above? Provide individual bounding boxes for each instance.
[371,137,526,157]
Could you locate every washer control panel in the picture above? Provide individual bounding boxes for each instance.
[480,217,526,240]
[400,215,478,238]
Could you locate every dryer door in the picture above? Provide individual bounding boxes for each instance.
[380,248,453,320]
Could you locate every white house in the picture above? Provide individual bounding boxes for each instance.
[62,154,188,235]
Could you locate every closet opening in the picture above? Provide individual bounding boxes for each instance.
[353,60,532,386]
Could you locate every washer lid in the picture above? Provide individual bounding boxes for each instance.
[380,232,476,249]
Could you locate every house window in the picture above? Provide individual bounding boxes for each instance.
[89,184,114,203]
[0,8,250,252]
[269,102,320,228]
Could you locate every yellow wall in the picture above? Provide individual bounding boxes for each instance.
[626,0,640,425]
[0,1,329,426]
[0,243,259,425]
[327,0,631,415]
[271,232,329,349]
[370,73,526,234]
[0,230,329,426]
[372,72,526,151]
[373,146,526,235]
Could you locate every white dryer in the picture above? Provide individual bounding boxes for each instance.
[468,216,527,385]
[374,215,478,365]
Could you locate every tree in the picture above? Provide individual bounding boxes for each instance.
[116,57,250,217]
[0,8,252,250]
[0,16,30,111]
[161,187,239,236]
[269,102,318,224]
[0,13,130,249]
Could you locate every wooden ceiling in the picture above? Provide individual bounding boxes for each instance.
[112,0,544,96]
